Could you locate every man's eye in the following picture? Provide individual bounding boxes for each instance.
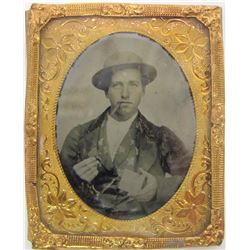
[129,82,139,87]
[111,82,122,88]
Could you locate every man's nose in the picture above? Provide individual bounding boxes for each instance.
[121,85,129,99]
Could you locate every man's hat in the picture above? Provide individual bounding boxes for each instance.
[92,51,157,90]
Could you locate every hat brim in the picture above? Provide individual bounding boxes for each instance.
[92,63,157,91]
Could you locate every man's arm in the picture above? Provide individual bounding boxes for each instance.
[60,126,83,188]
[152,126,192,203]
[140,127,191,210]
[160,126,192,177]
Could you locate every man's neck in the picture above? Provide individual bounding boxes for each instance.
[109,110,138,122]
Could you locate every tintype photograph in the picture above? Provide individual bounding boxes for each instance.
[26,3,224,249]
[57,32,195,219]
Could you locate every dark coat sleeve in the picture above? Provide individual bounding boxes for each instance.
[60,125,84,189]
[152,126,192,205]
[160,126,192,177]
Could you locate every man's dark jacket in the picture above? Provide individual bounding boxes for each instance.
[60,109,191,219]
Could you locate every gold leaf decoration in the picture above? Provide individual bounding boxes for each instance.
[103,237,145,248]
[39,139,104,233]
[211,103,224,147]
[39,78,51,120]
[40,139,60,196]
[46,190,77,226]
[176,191,207,224]
[41,35,76,63]
[29,207,68,248]
[191,137,211,194]
[101,4,144,16]
[186,209,224,246]
[148,206,192,236]
[30,4,66,29]
[182,6,222,39]
[28,4,66,44]
[173,26,209,62]
[25,103,37,146]
[176,137,211,225]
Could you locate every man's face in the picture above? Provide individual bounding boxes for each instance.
[106,68,145,120]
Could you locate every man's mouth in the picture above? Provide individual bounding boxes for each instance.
[110,102,133,115]
[118,101,132,104]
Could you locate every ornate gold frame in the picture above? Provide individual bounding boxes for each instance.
[25,3,224,249]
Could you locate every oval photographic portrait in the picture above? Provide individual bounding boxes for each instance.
[56,32,196,220]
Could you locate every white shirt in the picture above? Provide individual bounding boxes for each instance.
[106,113,137,161]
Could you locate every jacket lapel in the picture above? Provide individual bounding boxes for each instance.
[112,121,137,168]
[136,136,157,172]
[113,114,158,173]
[97,117,113,171]
[135,113,158,172]
[79,126,99,159]
[79,108,108,161]
[79,109,158,173]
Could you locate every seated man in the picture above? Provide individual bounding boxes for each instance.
[60,51,191,219]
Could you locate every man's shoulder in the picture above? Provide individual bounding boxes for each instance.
[137,113,159,138]
[138,113,186,153]
[69,118,99,138]
[138,113,176,141]
[69,108,109,136]
[159,125,181,142]
[79,119,96,131]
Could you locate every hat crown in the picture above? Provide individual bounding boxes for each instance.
[104,51,143,68]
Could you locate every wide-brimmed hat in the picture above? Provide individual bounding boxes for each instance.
[92,51,157,90]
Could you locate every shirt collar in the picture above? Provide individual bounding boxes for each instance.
[107,111,138,126]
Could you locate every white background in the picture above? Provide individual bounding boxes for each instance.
[0,0,249,249]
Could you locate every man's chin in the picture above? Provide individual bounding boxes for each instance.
[116,110,136,119]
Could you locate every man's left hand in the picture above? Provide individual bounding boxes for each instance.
[133,168,157,202]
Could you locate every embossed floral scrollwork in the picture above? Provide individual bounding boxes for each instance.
[211,103,224,147]
[186,209,223,246]
[149,206,192,236]
[191,137,211,194]
[42,35,77,63]
[40,139,60,196]
[101,4,144,16]
[176,137,210,225]
[173,26,209,63]
[176,191,208,224]
[149,19,209,64]
[170,26,210,114]
[46,190,77,226]
[40,34,78,80]
[25,103,37,146]
[193,57,211,113]
[40,138,74,228]
[29,4,66,44]
[40,138,102,232]
[148,18,211,113]
[40,19,101,83]
[103,237,145,248]
[39,77,51,120]
[182,6,222,40]
[29,207,68,248]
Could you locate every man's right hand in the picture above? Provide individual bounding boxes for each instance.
[73,157,100,183]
